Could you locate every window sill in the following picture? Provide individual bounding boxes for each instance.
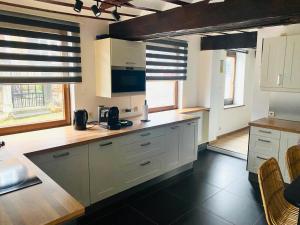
[224,104,245,110]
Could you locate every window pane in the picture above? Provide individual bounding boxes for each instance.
[0,84,65,128]
[224,56,236,103]
[146,81,177,109]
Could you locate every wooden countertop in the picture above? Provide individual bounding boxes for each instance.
[0,110,199,225]
[249,117,300,134]
[175,106,209,114]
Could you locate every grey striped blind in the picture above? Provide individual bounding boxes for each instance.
[0,11,82,83]
[146,39,188,80]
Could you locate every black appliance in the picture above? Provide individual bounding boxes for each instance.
[73,109,88,130]
[98,106,133,130]
[111,67,146,93]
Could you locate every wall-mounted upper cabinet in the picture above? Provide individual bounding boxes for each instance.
[94,38,146,98]
[261,35,300,92]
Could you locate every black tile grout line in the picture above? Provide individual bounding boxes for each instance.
[126,203,159,225]
[167,207,197,225]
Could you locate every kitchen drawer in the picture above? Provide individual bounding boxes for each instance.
[121,127,165,145]
[249,134,280,157]
[247,151,273,174]
[251,126,281,139]
[120,154,164,188]
[120,136,165,164]
[29,144,87,165]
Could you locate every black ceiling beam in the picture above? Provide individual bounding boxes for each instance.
[161,0,190,6]
[201,32,258,50]
[109,0,300,40]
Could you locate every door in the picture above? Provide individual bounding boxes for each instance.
[89,139,119,204]
[279,132,300,183]
[261,36,287,88]
[179,121,198,165]
[165,125,181,171]
[30,145,90,206]
[283,35,300,89]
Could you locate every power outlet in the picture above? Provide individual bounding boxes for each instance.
[268,111,275,117]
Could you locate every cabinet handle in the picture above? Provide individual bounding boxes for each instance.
[100,142,113,147]
[126,62,136,65]
[171,126,179,130]
[140,132,151,137]
[259,130,271,134]
[53,152,70,159]
[140,161,151,166]
[257,156,268,161]
[141,142,151,147]
[258,139,271,143]
[187,122,195,125]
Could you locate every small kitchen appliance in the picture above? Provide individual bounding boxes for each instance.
[73,109,88,130]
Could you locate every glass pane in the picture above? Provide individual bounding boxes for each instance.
[224,56,236,103]
[146,81,176,109]
[0,84,65,128]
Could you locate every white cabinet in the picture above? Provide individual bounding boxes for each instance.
[279,132,300,183]
[283,35,300,89]
[179,121,198,164]
[165,125,181,171]
[29,145,90,206]
[260,35,300,92]
[89,139,119,204]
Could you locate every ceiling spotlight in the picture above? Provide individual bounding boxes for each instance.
[91,2,101,17]
[112,7,121,21]
[74,0,83,13]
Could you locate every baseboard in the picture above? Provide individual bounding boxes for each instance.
[207,145,247,160]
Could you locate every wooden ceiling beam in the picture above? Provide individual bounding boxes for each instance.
[109,0,300,40]
[34,0,138,17]
[0,1,114,21]
[160,0,190,6]
[201,32,258,50]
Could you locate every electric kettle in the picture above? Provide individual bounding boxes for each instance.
[73,109,88,130]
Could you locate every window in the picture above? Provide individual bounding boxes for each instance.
[224,51,236,106]
[146,81,178,113]
[0,84,70,135]
[0,11,80,135]
[145,39,187,112]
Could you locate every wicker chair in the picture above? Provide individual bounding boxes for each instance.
[258,158,299,225]
[286,145,300,182]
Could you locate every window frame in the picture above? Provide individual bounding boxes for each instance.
[224,51,237,106]
[0,84,71,136]
[148,81,179,113]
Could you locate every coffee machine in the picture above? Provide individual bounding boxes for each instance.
[98,106,121,130]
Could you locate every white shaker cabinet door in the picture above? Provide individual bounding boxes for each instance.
[89,139,119,204]
[279,132,300,183]
[283,35,300,90]
[261,36,286,88]
[30,145,90,206]
[179,121,198,165]
[165,125,181,171]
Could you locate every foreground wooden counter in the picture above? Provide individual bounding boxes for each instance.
[249,117,300,134]
[0,111,199,225]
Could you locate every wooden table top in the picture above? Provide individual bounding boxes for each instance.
[0,110,199,225]
[284,176,300,208]
[249,118,300,134]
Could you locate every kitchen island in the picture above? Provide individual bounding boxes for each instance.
[0,110,200,225]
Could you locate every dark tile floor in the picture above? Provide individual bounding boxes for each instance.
[79,150,267,225]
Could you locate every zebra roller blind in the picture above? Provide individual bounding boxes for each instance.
[0,11,82,83]
[146,39,188,80]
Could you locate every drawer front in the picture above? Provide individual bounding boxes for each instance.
[248,151,273,174]
[29,144,88,165]
[251,126,280,139]
[120,155,164,188]
[121,127,165,145]
[120,136,165,164]
[249,134,280,157]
